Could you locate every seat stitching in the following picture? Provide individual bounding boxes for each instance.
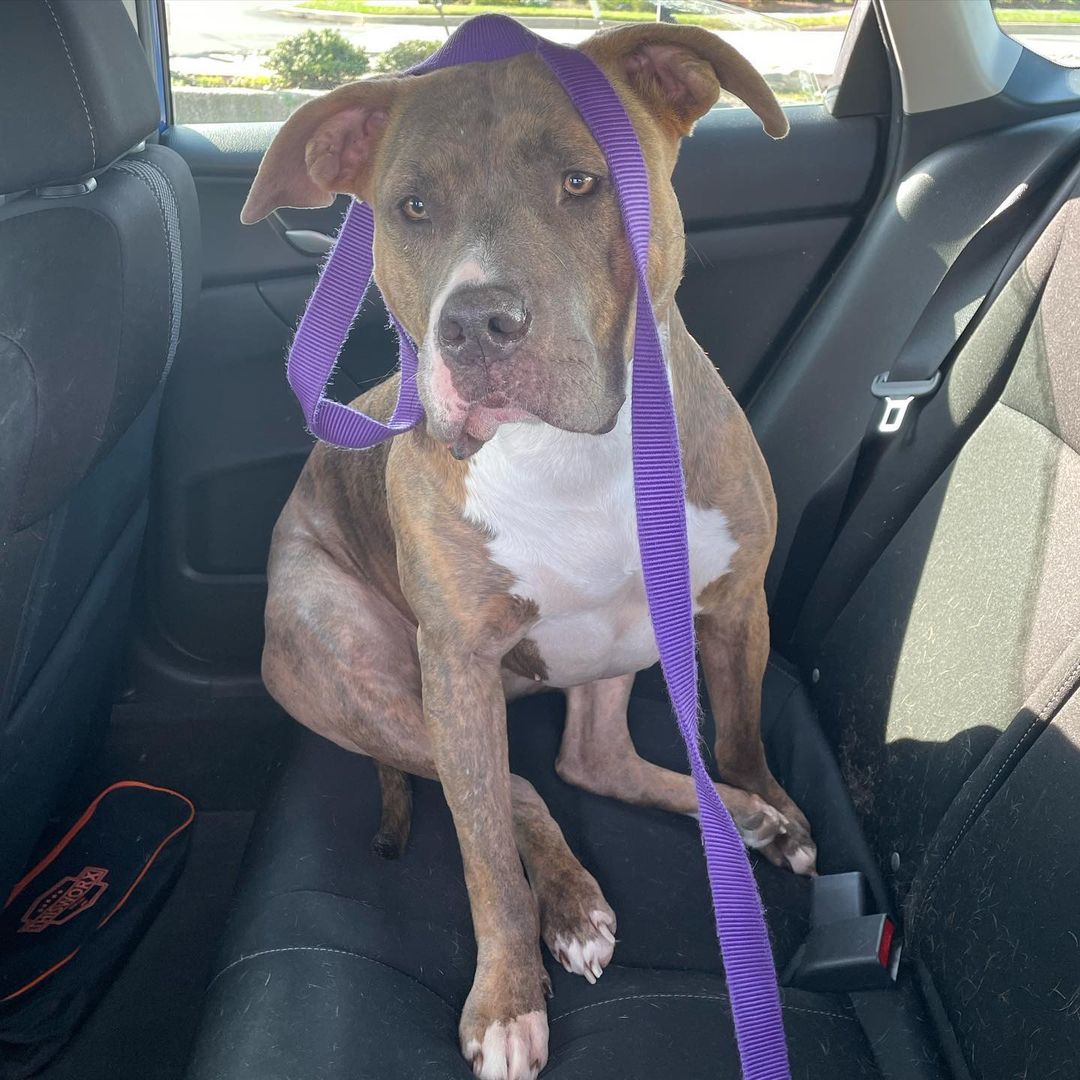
[210,955,858,1027]
[268,887,378,910]
[44,0,95,168]
[921,653,1080,904]
[550,993,857,1025]
[113,159,183,372]
[780,1003,860,1022]
[0,331,39,536]
[207,945,457,1012]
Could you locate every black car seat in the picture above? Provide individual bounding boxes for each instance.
[183,115,1080,1079]
[0,0,200,899]
[183,128,1080,1079]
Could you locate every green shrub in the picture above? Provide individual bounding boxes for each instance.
[171,72,275,90]
[266,29,370,89]
[375,39,440,73]
[596,0,654,11]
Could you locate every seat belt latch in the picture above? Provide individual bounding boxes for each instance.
[870,371,941,434]
[782,872,902,992]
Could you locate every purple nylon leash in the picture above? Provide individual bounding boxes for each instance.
[286,16,790,1078]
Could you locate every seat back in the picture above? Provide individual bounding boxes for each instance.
[0,0,200,896]
[802,178,1080,1076]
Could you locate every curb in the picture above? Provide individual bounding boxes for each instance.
[269,6,856,32]
[275,8,610,30]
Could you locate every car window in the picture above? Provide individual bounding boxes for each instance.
[991,0,1080,68]
[164,0,855,124]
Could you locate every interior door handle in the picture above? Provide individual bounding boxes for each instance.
[284,229,334,256]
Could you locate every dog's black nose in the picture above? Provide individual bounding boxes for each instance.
[437,286,530,365]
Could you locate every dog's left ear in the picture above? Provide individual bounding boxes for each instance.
[580,24,788,140]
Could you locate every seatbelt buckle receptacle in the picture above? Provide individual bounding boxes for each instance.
[870,371,941,434]
[782,872,902,992]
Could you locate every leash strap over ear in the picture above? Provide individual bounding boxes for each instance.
[285,16,790,1078]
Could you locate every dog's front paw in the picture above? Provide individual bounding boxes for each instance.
[548,906,617,984]
[716,782,818,876]
[757,805,817,876]
[761,829,817,876]
[533,863,616,983]
[460,958,549,1080]
[719,785,788,849]
[750,784,817,876]
[462,1011,548,1080]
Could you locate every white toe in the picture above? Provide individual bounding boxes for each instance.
[466,1012,548,1080]
[787,842,817,876]
[551,910,616,980]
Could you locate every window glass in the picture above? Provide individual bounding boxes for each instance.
[992,0,1080,68]
[165,0,855,125]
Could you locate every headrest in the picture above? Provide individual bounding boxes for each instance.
[0,0,160,195]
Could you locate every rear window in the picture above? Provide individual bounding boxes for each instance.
[991,0,1080,68]
[164,0,855,125]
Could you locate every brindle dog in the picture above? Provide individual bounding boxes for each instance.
[243,23,815,1080]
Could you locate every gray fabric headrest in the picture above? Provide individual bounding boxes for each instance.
[0,0,160,195]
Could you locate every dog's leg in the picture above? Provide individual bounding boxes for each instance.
[511,774,616,983]
[267,535,612,947]
[372,764,413,858]
[263,536,437,780]
[697,582,817,875]
[417,634,549,1080]
[556,673,813,872]
[268,541,615,1077]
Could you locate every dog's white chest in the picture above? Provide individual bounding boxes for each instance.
[463,407,738,688]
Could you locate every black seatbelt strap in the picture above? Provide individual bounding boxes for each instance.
[773,146,1080,645]
[868,148,1074,437]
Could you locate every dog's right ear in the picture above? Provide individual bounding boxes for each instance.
[241,79,399,225]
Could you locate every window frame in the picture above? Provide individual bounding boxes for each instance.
[135,0,174,131]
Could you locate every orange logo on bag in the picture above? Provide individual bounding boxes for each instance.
[18,866,109,933]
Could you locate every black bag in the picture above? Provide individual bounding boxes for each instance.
[0,782,193,1078]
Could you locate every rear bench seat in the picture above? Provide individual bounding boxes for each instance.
[185,182,1080,1079]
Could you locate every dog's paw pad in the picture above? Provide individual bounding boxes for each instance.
[463,1011,548,1080]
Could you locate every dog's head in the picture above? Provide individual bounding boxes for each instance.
[243,23,786,458]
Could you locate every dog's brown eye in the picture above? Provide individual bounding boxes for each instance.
[563,172,598,197]
[401,196,428,221]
